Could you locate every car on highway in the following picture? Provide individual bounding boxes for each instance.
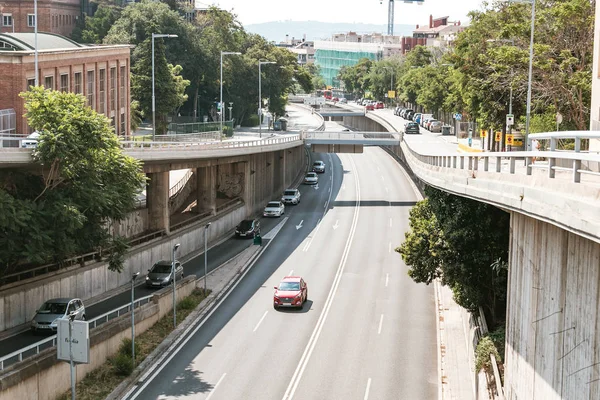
[263,201,285,217]
[304,172,319,185]
[339,98,348,104]
[273,276,308,309]
[281,188,301,205]
[375,101,385,109]
[332,97,339,102]
[404,121,421,135]
[146,260,183,288]
[31,298,86,333]
[429,120,443,133]
[312,160,326,173]
[235,218,261,238]
[366,103,375,111]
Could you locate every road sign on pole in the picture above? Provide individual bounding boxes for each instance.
[495,132,502,142]
[506,114,514,126]
[58,319,90,364]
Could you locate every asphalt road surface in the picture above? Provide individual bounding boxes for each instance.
[124,146,438,400]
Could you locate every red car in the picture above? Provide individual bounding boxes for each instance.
[375,101,385,109]
[366,103,375,111]
[273,276,308,309]
[332,97,339,102]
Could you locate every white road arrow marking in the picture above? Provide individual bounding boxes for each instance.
[313,184,319,190]
[332,220,339,230]
[342,184,346,190]
[296,220,304,230]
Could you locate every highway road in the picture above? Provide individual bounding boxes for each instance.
[123,144,438,399]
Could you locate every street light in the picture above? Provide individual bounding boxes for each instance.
[130,272,139,368]
[34,0,38,86]
[171,243,180,329]
[487,39,516,152]
[152,33,178,141]
[258,60,276,139]
[204,222,211,293]
[220,51,242,139]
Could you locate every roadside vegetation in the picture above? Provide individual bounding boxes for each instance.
[57,288,210,400]
[337,0,593,140]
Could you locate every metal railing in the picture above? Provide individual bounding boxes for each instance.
[120,134,302,150]
[303,131,400,141]
[169,169,194,199]
[0,294,154,370]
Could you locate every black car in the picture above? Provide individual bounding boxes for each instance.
[405,122,420,134]
[235,219,260,238]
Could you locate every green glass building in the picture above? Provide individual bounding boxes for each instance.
[314,41,383,87]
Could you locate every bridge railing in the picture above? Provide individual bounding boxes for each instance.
[119,134,302,150]
[0,294,154,371]
[303,131,400,141]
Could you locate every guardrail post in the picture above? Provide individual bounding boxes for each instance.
[548,157,555,178]
[573,159,581,183]
[526,157,533,175]
[453,156,457,168]
[460,156,465,170]
[473,156,478,171]
[484,157,489,171]
[510,157,516,174]
[496,157,501,173]
[575,137,581,153]
[468,156,473,170]
[550,137,557,151]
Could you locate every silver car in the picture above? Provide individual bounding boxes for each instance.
[312,161,325,173]
[31,298,86,333]
[304,172,319,185]
[146,260,183,288]
[281,188,301,205]
[264,201,285,217]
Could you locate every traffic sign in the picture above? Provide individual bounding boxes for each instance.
[388,90,396,99]
[480,130,487,138]
[57,319,90,364]
[506,134,514,146]
[454,113,462,121]
[506,114,514,126]
[495,132,502,142]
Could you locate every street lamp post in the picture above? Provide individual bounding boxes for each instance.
[220,51,242,139]
[130,272,139,367]
[258,60,276,139]
[171,243,180,329]
[228,102,233,122]
[204,222,211,293]
[152,33,178,141]
[524,0,536,150]
[34,0,38,86]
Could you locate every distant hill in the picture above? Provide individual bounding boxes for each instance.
[245,20,415,43]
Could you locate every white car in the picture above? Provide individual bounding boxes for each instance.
[21,131,40,148]
[304,172,319,185]
[263,201,285,217]
[281,188,301,205]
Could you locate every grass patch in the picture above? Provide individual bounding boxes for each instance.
[57,288,210,400]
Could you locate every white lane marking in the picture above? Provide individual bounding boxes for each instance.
[125,221,286,399]
[296,220,304,230]
[342,184,346,190]
[282,155,361,400]
[324,201,327,209]
[364,378,372,400]
[378,314,384,335]
[388,242,391,253]
[262,217,288,240]
[205,373,227,400]
[253,311,268,332]
[302,218,321,252]
[329,186,332,194]
[377,165,381,171]
[289,270,294,275]
[385,273,389,287]
[389,218,392,228]
[385,187,389,193]
[381,175,385,181]
[332,220,339,230]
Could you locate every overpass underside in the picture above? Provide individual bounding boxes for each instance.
[305,131,401,154]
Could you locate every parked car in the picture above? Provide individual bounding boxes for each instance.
[146,260,183,288]
[375,101,385,109]
[404,121,421,135]
[304,172,319,185]
[429,120,443,133]
[273,276,308,309]
[332,97,339,102]
[235,218,260,238]
[362,99,370,106]
[366,103,375,111]
[394,106,401,116]
[421,114,433,127]
[31,298,86,333]
[426,119,439,131]
[312,160,326,173]
[413,113,422,124]
[281,188,301,205]
[401,109,414,119]
[339,98,348,104]
[263,201,285,217]
[21,131,40,148]
[406,110,415,120]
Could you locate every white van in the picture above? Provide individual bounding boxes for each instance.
[21,131,40,148]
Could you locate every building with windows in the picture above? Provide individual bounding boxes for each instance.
[0,32,131,137]
[0,0,84,37]
[402,15,463,54]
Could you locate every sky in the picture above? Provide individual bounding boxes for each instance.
[201,0,486,26]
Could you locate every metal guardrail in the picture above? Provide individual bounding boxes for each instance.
[0,294,154,370]
[119,134,302,150]
[169,169,193,199]
[303,131,400,140]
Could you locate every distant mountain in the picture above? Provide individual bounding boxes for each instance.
[245,20,415,43]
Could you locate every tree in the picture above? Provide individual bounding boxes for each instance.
[71,3,122,43]
[0,87,146,276]
[398,187,510,326]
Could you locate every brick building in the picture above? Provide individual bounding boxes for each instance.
[0,32,131,137]
[0,0,83,37]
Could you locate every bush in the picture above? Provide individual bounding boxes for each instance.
[222,125,234,137]
[243,114,260,127]
[178,297,196,310]
[475,336,500,373]
[111,353,133,376]
[118,337,140,359]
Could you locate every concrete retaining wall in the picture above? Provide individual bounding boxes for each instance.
[0,276,197,400]
[505,213,600,400]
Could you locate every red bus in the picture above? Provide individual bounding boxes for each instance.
[323,90,332,100]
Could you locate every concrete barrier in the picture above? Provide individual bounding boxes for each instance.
[0,275,197,400]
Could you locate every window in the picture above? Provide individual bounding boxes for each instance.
[120,113,125,135]
[26,78,35,90]
[60,74,68,92]
[44,76,53,90]
[3,14,13,27]
[120,66,126,107]
[74,72,82,94]
[86,70,95,107]
[99,69,106,113]
[27,14,35,28]
[110,67,116,111]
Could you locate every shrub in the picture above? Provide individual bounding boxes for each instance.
[475,336,500,373]
[118,337,140,359]
[178,297,196,310]
[111,353,133,376]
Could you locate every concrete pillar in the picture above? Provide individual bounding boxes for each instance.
[196,166,216,215]
[147,171,170,234]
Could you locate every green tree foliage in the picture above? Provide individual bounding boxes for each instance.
[338,58,374,97]
[71,3,122,44]
[397,187,510,326]
[0,88,146,276]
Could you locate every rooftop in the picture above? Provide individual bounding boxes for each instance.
[0,32,85,51]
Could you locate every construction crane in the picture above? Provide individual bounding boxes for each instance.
[380,0,424,36]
